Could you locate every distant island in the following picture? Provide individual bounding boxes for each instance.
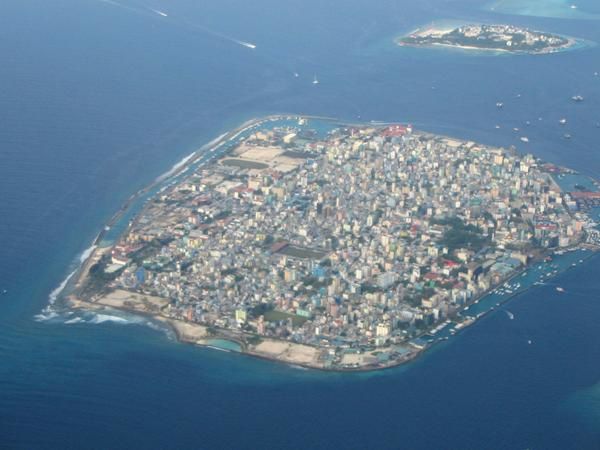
[398,24,576,54]
[67,116,599,372]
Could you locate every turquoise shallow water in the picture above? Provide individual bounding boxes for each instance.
[1,0,600,448]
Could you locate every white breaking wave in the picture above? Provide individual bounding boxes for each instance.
[90,314,131,325]
[86,313,174,339]
[155,152,196,182]
[46,243,97,307]
[33,310,60,322]
[47,269,77,305]
[79,244,97,264]
[200,132,228,152]
[35,242,99,323]
[64,317,85,325]
[149,322,176,340]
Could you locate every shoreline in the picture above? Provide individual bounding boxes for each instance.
[56,114,599,373]
[396,25,582,55]
[65,245,596,373]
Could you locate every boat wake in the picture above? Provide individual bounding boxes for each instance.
[97,0,257,51]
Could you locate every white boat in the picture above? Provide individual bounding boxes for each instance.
[559,118,567,125]
[312,75,320,85]
[505,310,514,320]
[556,287,565,292]
[520,137,529,143]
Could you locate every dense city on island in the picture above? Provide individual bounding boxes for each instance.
[399,24,573,53]
[83,119,599,364]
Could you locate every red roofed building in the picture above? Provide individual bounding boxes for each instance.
[382,124,412,137]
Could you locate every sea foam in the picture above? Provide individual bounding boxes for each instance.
[155,152,196,182]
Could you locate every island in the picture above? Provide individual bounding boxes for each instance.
[397,24,576,54]
[67,116,600,371]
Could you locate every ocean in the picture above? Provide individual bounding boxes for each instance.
[1,0,599,448]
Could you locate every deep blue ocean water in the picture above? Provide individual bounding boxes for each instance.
[1,0,600,448]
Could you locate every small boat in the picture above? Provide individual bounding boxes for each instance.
[571,95,584,102]
[505,310,514,320]
[559,118,567,125]
[520,137,529,143]
[496,102,504,108]
[528,339,532,345]
[563,133,572,139]
[556,287,565,292]
[495,125,501,129]
[1,289,7,295]
[312,75,320,85]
